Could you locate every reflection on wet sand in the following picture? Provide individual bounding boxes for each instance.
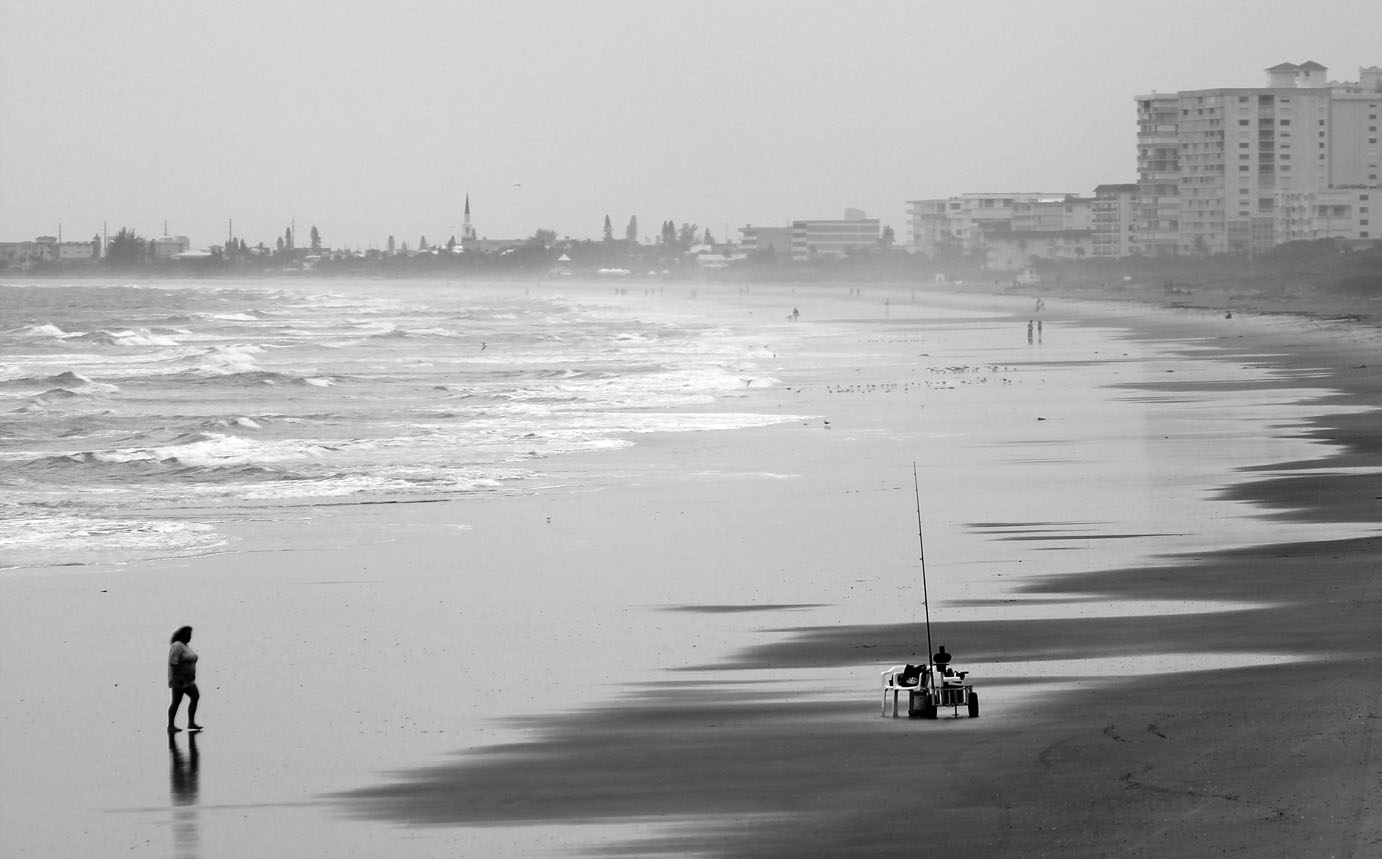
[168,733,200,859]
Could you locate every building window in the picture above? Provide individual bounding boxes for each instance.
[1239,119,1250,126]
[1280,119,1290,126]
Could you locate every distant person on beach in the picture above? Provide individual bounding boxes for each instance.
[791,307,800,321]
[167,626,202,733]
[1027,320,1034,343]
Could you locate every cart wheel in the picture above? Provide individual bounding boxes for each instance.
[967,691,979,718]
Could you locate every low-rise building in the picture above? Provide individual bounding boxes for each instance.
[1275,186,1376,242]
[790,216,879,261]
[58,240,100,261]
[150,235,191,259]
[906,193,1083,257]
[981,227,1095,270]
[739,225,791,256]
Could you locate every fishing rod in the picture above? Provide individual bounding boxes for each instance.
[912,462,935,669]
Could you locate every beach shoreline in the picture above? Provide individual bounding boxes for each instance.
[3,280,1380,857]
[344,284,1382,856]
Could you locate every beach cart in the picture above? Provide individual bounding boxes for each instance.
[882,662,979,719]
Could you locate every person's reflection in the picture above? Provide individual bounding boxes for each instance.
[168,732,201,858]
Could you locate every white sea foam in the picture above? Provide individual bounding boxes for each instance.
[13,323,80,339]
[194,344,263,374]
[209,313,266,322]
[0,514,226,570]
[101,328,181,347]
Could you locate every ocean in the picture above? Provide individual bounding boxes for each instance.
[1,278,803,571]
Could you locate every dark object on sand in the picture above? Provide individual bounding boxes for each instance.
[880,465,980,719]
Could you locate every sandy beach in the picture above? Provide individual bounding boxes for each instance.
[2,279,1380,857]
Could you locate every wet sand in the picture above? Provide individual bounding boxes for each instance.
[3,282,1381,857]
[335,288,1382,856]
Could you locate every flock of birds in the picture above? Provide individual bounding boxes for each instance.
[817,364,1021,395]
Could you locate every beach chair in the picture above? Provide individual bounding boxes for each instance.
[881,664,929,717]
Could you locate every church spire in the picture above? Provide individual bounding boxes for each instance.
[462,193,476,240]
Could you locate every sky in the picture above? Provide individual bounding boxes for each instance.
[3,0,1381,250]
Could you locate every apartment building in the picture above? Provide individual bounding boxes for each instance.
[906,193,1081,256]
[1092,184,1139,257]
[1135,62,1381,255]
[982,227,1095,270]
[789,216,879,261]
[1134,95,1181,256]
[1276,187,1374,242]
[0,236,101,267]
[738,225,791,255]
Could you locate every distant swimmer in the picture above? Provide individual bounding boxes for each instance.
[167,626,203,733]
[481,342,487,351]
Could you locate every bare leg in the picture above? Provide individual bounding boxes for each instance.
[168,689,185,731]
[186,686,201,729]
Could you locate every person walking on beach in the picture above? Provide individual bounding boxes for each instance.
[167,626,202,733]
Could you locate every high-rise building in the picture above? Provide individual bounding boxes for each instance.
[1135,62,1381,255]
[1092,184,1139,258]
[1134,95,1182,256]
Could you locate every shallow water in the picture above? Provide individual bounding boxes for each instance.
[0,279,804,570]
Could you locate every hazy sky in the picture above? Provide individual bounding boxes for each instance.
[3,0,1380,250]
